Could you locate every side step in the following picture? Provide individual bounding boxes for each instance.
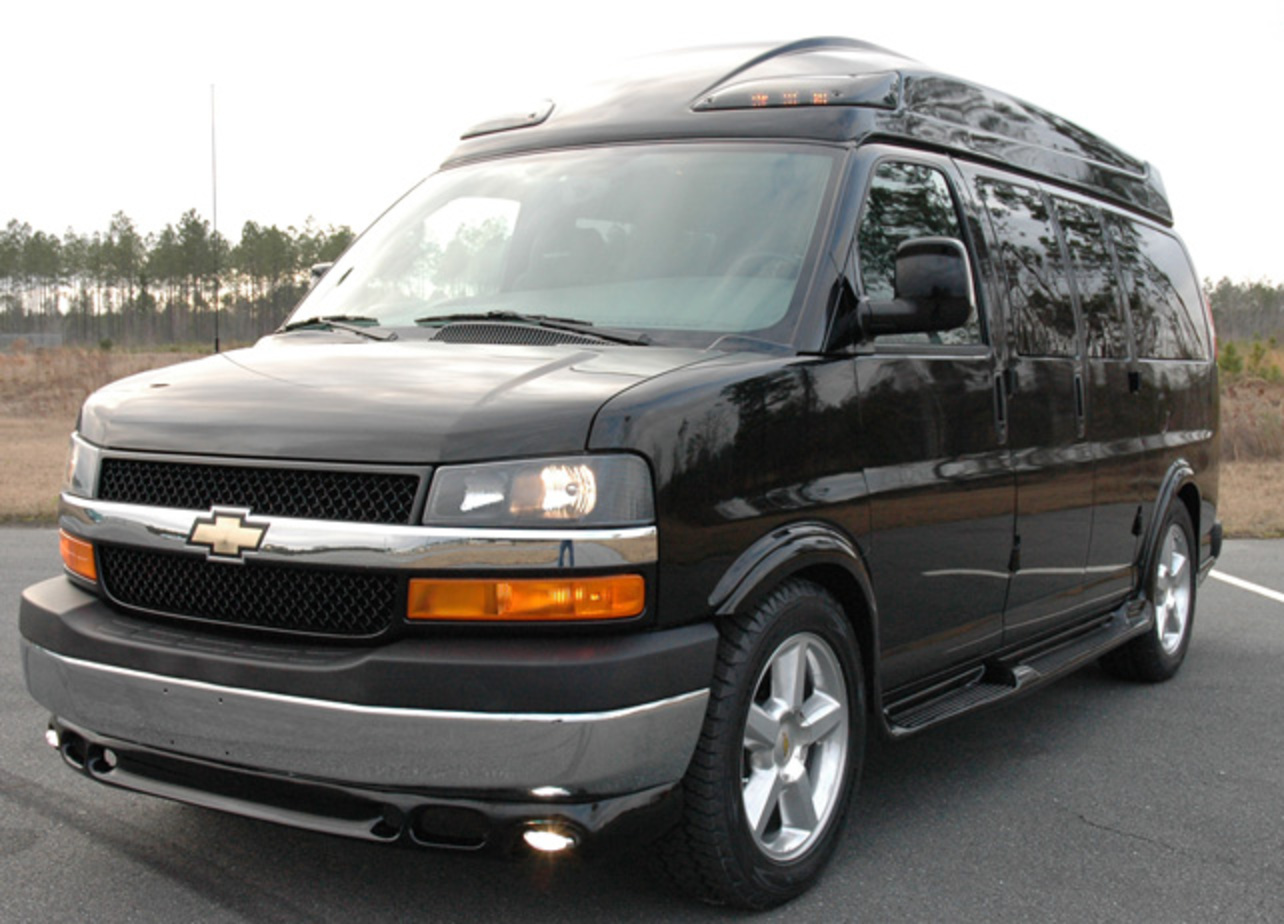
[883,599,1149,737]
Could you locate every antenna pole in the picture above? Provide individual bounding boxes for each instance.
[211,84,220,353]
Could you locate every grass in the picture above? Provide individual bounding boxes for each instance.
[1220,461,1284,539]
[0,346,205,522]
[2,346,1281,535]
[0,416,67,522]
[1217,345,1284,537]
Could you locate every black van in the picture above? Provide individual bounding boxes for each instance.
[20,37,1220,908]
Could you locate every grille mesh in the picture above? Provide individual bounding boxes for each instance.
[432,322,605,346]
[98,459,420,524]
[98,545,399,637]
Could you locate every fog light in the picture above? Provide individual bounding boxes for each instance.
[44,728,60,749]
[522,827,577,853]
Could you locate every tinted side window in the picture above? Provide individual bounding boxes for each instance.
[1054,198,1128,358]
[857,161,980,344]
[977,179,1076,357]
[1107,215,1209,360]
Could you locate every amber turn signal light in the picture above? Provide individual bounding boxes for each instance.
[60,530,97,582]
[407,575,645,622]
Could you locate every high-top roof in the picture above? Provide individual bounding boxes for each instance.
[443,37,1171,224]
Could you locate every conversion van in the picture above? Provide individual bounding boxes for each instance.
[20,38,1220,908]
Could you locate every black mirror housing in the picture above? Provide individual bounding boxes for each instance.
[861,236,975,338]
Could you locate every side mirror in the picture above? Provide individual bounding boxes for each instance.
[862,237,975,337]
[309,262,335,289]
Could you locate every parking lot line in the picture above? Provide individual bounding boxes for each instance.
[1209,570,1284,605]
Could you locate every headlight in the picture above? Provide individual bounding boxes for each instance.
[425,455,653,527]
[63,434,101,498]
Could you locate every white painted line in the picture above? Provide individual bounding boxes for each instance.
[1209,570,1284,605]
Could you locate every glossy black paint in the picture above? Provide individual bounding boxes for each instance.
[78,337,715,464]
[589,350,870,629]
[66,37,1217,703]
[445,37,1171,225]
[24,36,1221,855]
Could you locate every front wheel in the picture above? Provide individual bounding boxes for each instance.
[1101,503,1197,682]
[657,580,865,909]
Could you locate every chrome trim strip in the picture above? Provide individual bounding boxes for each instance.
[23,641,708,793]
[47,648,698,723]
[59,494,657,570]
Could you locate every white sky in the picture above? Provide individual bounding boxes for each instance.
[2,0,1279,282]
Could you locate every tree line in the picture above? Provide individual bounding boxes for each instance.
[1206,277,1284,342]
[0,211,353,347]
[2,212,1279,350]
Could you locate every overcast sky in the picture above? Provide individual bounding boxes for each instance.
[2,0,1278,282]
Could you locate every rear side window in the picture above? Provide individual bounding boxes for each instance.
[857,161,980,345]
[977,179,1077,357]
[1054,198,1129,359]
[1107,215,1209,360]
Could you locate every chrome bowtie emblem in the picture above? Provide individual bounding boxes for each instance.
[187,510,268,560]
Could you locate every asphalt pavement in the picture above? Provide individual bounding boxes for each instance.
[2,529,1281,922]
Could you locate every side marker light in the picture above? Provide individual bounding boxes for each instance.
[60,530,97,582]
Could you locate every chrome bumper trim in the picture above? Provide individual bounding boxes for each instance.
[23,640,707,794]
[59,494,657,571]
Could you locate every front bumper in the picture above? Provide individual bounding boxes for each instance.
[20,577,718,848]
[45,718,684,852]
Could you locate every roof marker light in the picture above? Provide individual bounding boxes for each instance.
[693,71,900,112]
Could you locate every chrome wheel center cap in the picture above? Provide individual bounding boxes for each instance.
[775,716,803,767]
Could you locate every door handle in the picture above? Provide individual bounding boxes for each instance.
[993,372,1008,444]
[1073,372,1086,439]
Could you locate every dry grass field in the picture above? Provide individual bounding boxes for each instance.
[2,346,1281,535]
[1,347,204,521]
[1219,461,1284,538]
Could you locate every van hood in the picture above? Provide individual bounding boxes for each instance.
[78,336,713,464]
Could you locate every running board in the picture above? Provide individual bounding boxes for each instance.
[883,599,1150,737]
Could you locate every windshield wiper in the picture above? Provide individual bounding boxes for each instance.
[278,315,397,341]
[414,310,649,346]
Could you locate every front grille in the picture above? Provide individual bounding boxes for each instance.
[98,459,421,524]
[98,545,399,637]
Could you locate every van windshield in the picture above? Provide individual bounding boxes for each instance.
[288,145,837,347]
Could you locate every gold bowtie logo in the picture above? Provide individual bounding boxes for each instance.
[188,510,268,560]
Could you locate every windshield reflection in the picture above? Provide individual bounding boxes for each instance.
[288,145,838,347]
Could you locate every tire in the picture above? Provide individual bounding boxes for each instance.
[1101,503,1197,683]
[656,579,865,909]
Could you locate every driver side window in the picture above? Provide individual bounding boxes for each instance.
[857,161,980,345]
